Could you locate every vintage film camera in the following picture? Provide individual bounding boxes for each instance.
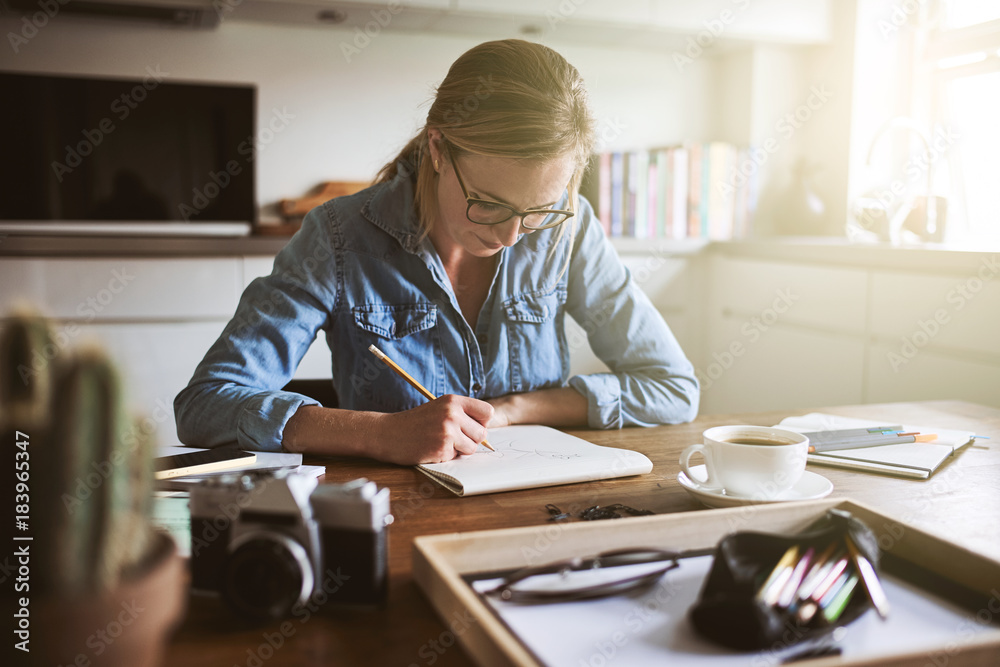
[189,470,392,620]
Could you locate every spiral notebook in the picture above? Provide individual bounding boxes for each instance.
[416,425,653,496]
[777,413,976,479]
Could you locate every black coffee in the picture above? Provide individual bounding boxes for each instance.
[723,437,788,446]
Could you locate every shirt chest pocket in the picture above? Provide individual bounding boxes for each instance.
[353,303,437,340]
[503,288,567,393]
[347,303,442,410]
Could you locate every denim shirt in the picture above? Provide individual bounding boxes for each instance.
[174,163,699,452]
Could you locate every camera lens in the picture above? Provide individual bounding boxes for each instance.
[221,534,315,621]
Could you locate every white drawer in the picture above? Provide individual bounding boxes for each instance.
[710,257,867,334]
[870,270,1000,359]
[72,321,332,425]
[620,256,694,310]
[294,333,332,380]
[0,259,48,315]
[867,342,1000,408]
[27,258,241,321]
[242,256,277,289]
[700,315,865,414]
[565,314,611,377]
[73,321,230,442]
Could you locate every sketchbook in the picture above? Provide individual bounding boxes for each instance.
[416,425,653,496]
[776,413,976,479]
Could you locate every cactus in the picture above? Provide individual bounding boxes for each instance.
[108,416,156,583]
[0,311,156,595]
[0,308,59,431]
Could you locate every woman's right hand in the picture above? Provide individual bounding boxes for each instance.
[373,394,494,465]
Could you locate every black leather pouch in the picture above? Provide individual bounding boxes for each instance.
[689,508,881,651]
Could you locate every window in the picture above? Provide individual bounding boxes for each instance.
[922,0,1000,244]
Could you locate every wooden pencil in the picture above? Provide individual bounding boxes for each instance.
[368,344,494,452]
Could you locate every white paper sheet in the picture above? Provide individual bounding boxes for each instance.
[473,555,999,666]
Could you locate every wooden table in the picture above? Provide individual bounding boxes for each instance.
[162,400,1000,666]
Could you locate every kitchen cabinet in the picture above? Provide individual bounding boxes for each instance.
[0,256,323,439]
[3,239,996,434]
[700,255,868,413]
[701,245,1000,414]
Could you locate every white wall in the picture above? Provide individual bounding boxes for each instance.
[0,17,715,219]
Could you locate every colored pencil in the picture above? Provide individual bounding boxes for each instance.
[795,544,840,601]
[821,573,860,623]
[757,545,800,606]
[777,547,815,608]
[368,344,494,452]
[845,534,890,619]
[809,554,850,603]
[817,571,850,609]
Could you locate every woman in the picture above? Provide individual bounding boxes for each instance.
[174,39,698,464]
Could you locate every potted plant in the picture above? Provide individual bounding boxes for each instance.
[1,311,186,666]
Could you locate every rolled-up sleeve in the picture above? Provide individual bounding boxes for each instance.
[564,197,699,428]
[174,206,338,451]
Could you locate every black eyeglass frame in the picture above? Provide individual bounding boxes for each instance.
[448,152,576,231]
[481,547,681,604]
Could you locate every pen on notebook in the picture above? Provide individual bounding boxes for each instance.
[809,433,937,453]
[368,344,495,452]
[801,425,903,442]
[808,431,914,445]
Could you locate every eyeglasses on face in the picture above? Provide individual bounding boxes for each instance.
[449,154,575,231]
[481,548,680,603]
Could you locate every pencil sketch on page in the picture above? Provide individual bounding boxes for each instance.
[416,425,654,496]
[477,433,584,460]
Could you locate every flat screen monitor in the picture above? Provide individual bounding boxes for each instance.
[0,71,256,235]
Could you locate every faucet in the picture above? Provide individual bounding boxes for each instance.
[864,117,944,240]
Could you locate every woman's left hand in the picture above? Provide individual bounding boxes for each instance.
[485,395,515,428]
[485,388,588,429]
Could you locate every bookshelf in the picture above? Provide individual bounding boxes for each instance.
[582,143,759,244]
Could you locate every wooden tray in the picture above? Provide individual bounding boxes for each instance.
[413,498,1000,667]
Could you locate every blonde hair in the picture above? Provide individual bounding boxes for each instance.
[376,39,596,254]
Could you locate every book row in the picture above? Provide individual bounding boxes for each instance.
[587,143,759,240]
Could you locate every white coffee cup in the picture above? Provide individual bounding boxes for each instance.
[679,425,809,499]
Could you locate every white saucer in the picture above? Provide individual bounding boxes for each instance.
[677,465,834,509]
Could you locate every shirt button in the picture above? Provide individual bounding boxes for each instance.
[477,334,488,346]
[472,382,482,392]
